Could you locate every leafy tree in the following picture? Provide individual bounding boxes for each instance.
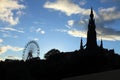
[44,49,60,60]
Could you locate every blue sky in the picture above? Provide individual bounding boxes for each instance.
[0,0,120,60]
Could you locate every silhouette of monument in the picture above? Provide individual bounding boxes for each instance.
[86,8,97,51]
[78,8,105,56]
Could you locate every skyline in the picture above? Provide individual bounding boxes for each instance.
[0,0,120,60]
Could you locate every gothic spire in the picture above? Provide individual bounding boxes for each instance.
[90,7,94,19]
[86,7,97,50]
[80,38,83,50]
[100,39,103,49]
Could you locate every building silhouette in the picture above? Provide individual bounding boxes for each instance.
[86,8,97,50]
[79,8,105,56]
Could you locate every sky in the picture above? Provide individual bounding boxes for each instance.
[0,0,120,60]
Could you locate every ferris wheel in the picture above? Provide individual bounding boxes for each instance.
[23,40,40,61]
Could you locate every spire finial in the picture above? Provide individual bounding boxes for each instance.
[100,39,103,49]
[80,38,83,50]
[90,7,94,19]
[91,7,93,13]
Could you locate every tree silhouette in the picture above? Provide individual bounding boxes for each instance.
[44,49,60,60]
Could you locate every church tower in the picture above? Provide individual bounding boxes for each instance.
[86,8,97,50]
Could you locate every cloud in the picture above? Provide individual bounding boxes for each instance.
[79,0,87,6]
[41,31,45,34]
[44,0,90,16]
[56,25,120,41]
[16,10,25,17]
[36,28,45,34]
[34,38,39,41]
[55,29,68,33]
[67,27,120,41]
[0,0,25,25]
[55,28,87,38]
[63,18,120,41]
[99,7,120,22]
[0,39,3,43]
[67,29,87,38]
[66,25,120,41]
[79,19,88,27]
[2,33,18,39]
[66,19,88,31]
[6,56,22,60]
[0,27,24,33]
[64,6,120,41]
[0,45,23,54]
[96,26,120,41]
[45,0,120,41]
[67,20,74,27]
[94,6,120,41]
